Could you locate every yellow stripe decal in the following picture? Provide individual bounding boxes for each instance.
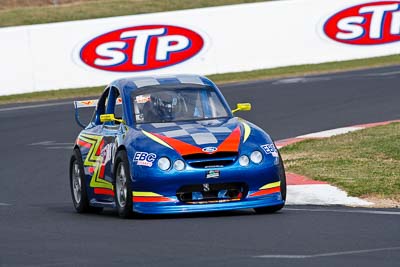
[132,192,163,197]
[241,121,251,143]
[79,133,113,191]
[142,130,173,149]
[260,181,281,190]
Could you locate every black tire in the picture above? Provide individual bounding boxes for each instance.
[70,148,91,213]
[69,148,103,213]
[114,151,135,218]
[254,151,287,214]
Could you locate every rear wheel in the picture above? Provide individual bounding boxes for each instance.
[254,151,287,214]
[69,149,103,213]
[70,149,89,213]
[114,151,135,218]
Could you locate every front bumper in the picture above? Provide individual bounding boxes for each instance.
[130,153,283,214]
[133,192,284,214]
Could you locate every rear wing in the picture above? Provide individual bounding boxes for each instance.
[73,98,122,128]
[74,99,99,109]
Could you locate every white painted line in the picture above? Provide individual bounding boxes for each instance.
[255,254,308,259]
[0,101,71,112]
[29,141,74,150]
[29,141,55,146]
[0,202,11,206]
[273,77,331,85]
[286,185,373,206]
[297,126,363,138]
[285,208,400,216]
[46,147,73,150]
[273,77,306,84]
[254,246,400,259]
[365,70,400,77]
[29,141,73,146]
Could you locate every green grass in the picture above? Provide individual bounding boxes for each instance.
[0,0,267,27]
[280,122,400,201]
[1,54,399,105]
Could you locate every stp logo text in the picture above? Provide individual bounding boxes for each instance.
[80,25,204,72]
[324,1,400,45]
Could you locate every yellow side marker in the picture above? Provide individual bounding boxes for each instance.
[260,181,281,190]
[132,192,163,197]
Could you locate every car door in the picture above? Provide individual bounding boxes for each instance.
[77,86,125,203]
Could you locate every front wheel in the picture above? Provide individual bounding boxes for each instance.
[114,151,135,218]
[254,151,287,214]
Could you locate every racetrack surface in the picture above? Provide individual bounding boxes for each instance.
[1,66,399,266]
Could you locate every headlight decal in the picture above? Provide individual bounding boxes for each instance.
[241,121,251,143]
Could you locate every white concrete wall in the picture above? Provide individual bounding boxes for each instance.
[1,0,399,95]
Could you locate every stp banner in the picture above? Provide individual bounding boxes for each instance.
[1,0,399,95]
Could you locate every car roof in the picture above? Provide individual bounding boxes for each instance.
[108,74,215,97]
[104,74,226,126]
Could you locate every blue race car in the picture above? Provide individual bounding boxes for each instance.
[70,75,286,218]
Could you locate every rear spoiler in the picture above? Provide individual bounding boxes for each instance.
[74,99,99,109]
[73,98,122,128]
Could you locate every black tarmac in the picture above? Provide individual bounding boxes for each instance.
[0,66,399,266]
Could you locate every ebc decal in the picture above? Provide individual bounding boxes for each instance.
[134,152,157,167]
[324,1,400,45]
[80,25,204,72]
[260,144,278,157]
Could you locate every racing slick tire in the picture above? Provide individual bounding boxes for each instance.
[70,148,103,213]
[114,151,135,219]
[254,151,287,214]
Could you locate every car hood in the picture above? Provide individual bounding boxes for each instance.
[136,118,246,156]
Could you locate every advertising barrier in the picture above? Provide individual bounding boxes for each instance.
[1,0,399,95]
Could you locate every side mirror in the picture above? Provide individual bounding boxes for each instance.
[232,103,252,114]
[100,114,124,124]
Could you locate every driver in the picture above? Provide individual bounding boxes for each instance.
[152,92,175,121]
[142,92,178,122]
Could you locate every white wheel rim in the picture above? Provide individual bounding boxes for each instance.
[72,161,82,204]
[116,164,127,208]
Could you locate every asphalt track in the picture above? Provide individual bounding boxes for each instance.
[1,66,400,266]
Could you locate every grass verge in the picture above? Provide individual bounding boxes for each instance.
[1,54,400,105]
[280,122,400,202]
[0,0,267,27]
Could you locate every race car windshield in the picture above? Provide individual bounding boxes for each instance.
[131,84,230,124]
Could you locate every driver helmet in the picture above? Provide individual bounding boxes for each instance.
[150,92,179,121]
